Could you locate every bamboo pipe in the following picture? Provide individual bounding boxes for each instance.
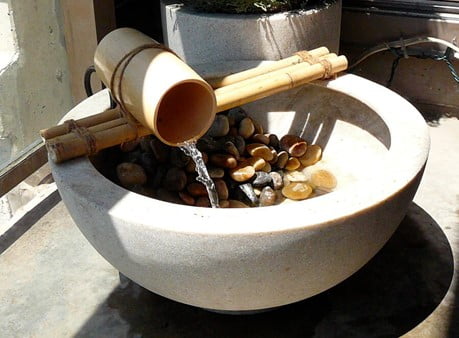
[206,47,330,89]
[40,108,122,140]
[46,122,151,163]
[215,55,348,112]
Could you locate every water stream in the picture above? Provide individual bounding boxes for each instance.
[180,141,219,208]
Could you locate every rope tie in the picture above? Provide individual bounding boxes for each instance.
[319,59,333,79]
[64,119,97,155]
[295,51,319,65]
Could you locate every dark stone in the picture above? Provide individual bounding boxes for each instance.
[251,171,272,188]
[227,107,247,124]
[138,152,157,176]
[163,167,187,191]
[206,115,230,137]
[233,183,258,207]
[170,148,190,168]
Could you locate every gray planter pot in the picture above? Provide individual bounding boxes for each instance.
[161,0,342,65]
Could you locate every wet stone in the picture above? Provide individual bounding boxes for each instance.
[150,138,170,163]
[259,186,276,206]
[239,117,255,139]
[120,139,140,152]
[229,164,255,182]
[261,162,272,173]
[269,171,283,190]
[116,162,147,188]
[268,134,280,149]
[285,157,301,171]
[214,178,229,200]
[163,167,187,191]
[280,135,307,157]
[246,143,273,161]
[197,137,219,153]
[139,152,157,175]
[234,183,258,207]
[228,200,250,208]
[170,148,190,168]
[223,141,240,160]
[156,188,182,204]
[179,191,195,206]
[208,167,225,179]
[227,107,247,124]
[219,200,230,208]
[252,171,272,188]
[299,144,322,167]
[252,133,269,145]
[233,135,246,155]
[207,115,230,137]
[195,196,211,207]
[276,151,288,169]
[209,153,238,169]
[282,182,313,200]
[187,182,209,197]
[152,165,168,189]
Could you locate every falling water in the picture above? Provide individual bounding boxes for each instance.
[180,141,219,208]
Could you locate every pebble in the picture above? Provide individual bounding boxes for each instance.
[170,148,190,168]
[234,183,258,206]
[229,164,255,182]
[282,182,313,200]
[209,153,238,169]
[197,136,219,153]
[299,144,322,167]
[208,167,225,178]
[219,200,230,208]
[116,162,147,187]
[120,139,140,152]
[259,186,276,206]
[150,138,170,163]
[239,117,255,139]
[268,134,280,149]
[139,136,153,153]
[179,191,195,206]
[246,143,273,161]
[214,178,229,200]
[228,107,247,124]
[228,200,250,208]
[252,171,272,188]
[207,115,230,137]
[155,188,182,204]
[280,135,308,157]
[269,171,283,190]
[245,156,266,171]
[276,151,289,169]
[187,182,209,197]
[139,152,157,175]
[195,196,211,207]
[252,118,264,134]
[261,162,272,173]
[268,148,278,164]
[131,185,155,198]
[163,167,187,191]
[285,171,308,182]
[152,165,168,188]
[252,133,269,145]
[284,157,301,171]
[310,170,337,191]
[224,141,240,159]
[233,136,246,155]
[227,114,236,127]
[228,127,239,136]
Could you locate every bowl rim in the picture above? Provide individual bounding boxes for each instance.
[50,73,430,235]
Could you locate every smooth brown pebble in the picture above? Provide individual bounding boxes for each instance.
[207,115,230,137]
[228,200,250,208]
[209,153,238,169]
[285,171,308,182]
[252,133,269,145]
[195,196,211,207]
[120,139,139,152]
[267,134,280,149]
[117,163,147,187]
[268,148,278,164]
[282,182,313,200]
[214,179,229,200]
[163,167,187,191]
[299,144,322,167]
[311,170,337,190]
[252,118,264,134]
[239,117,255,139]
[276,151,289,169]
[208,167,225,178]
[261,162,272,173]
[280,135,307,157]
[224,141,240,159]
[150,138,170,163]
[245,156,266,171]
[229,164,255,182]
[246,143,273,161]
[219,200,230,208]
[187,182,208,197]
[284,157,301,171]
[259,186,276,206]
[179,191,195,206]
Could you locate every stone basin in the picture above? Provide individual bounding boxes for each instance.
[50,73,430,312]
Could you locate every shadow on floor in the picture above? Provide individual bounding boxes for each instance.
[75,203,454,338]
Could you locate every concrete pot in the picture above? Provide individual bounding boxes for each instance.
[161,0,342,65]
[50,73,429,312]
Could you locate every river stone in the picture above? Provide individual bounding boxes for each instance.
[239,117,255,139]
[120,139,140,152]
[246,156,266,171]
[209,153,238,169]
[219,200,230,208]
[178,191,195,206]
[139,136,153,153]
[155,188,182,204]
[269,171,283,190]
[152,165,168,189]
[139,152,157,175]
[233,135,246,155]
[276,151,289,169]
[228,127,238,136]
[229,164,255,182]
[268,148,278,164]
[214,178,229,200]
[163,167,187,191]
[187,182,209,197]
[252,133,269,145]
[228,107,247,124]
[286,171,308,182]
[228,200,250,208]
[259,186,276,206]
[285,157,301,171]
[252,118,264,135]
[116,162,147,188]
[224,141,240,159]
[170,148,190,168]
[268,134,280,149]
[280,135,308,157]
[197,136,219,153]
[207,115,230,137]
[311,169,337,191]
[150,138,170,163]
[299,144,323,167]
[195,196,211,207]
[261,162,272,173]
[252,171,272,188]
[282,182,313,200]
[234,183,258,207]
[246,143,273,161]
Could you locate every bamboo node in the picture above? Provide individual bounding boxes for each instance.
[73,125,98,156]
[319,59,333,79]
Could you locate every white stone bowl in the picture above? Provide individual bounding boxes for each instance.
[50,74,430,312]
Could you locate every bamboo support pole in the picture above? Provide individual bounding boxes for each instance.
[40,107,121,140]
[206,47,330,89]
[215,55,348,112]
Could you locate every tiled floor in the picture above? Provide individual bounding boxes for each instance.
[0,117,458,337]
